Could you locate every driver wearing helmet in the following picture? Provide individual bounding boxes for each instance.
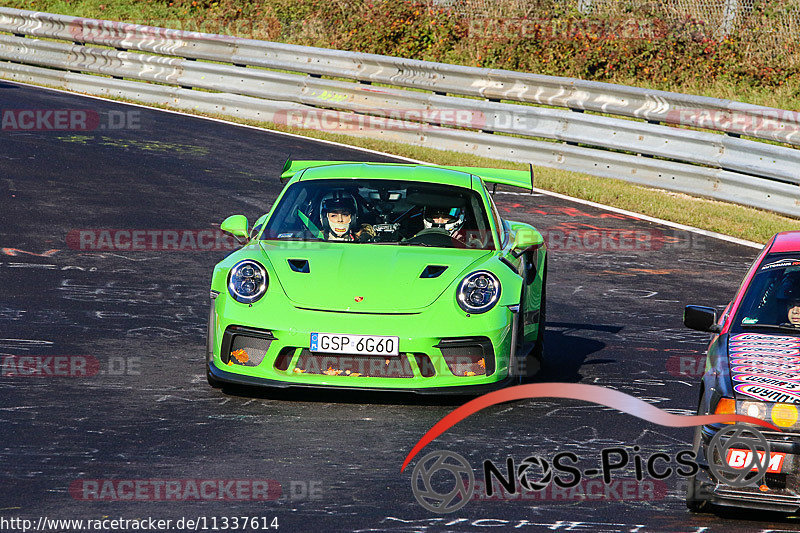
[320,192,375,242]
[422,205,465,241]
[786,299,800,327]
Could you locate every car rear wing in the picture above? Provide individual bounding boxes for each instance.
[280,160,534,191]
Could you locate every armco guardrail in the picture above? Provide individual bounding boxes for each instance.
[0,8,798,217]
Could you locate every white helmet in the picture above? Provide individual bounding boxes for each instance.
[423,206,465,234]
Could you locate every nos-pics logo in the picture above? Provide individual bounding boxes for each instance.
[410,424,773,513]
[403,384,780,514]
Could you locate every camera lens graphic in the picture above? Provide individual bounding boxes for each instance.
[517,456,553,491]
[410,451,474,513]
[708,424,771,488]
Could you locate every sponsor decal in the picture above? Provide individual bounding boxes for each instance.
[731,333,800,343]
[729,353,800,362]
[732,374,800,391]
[759,259,800,271]
[730,347,800,356]
[729,334,800,402]
[729,359,800,370]
[731,340,800,348]
[726,449,786,474]
[730,367,800,381]
[733,383,800,404]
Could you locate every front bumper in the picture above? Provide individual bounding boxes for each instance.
[207,362,515,395]
[695,425,800,513]
[207,294,523,392]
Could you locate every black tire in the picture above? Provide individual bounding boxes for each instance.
[514,289,530,380]
[530,263,547,364]
[517,259,546,379]
[686,406,712,512]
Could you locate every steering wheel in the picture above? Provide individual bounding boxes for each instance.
[403,228,454,247]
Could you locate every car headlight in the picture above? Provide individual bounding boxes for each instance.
[740,400,799,428]
[228,260,268,304]
[457,271,501,314]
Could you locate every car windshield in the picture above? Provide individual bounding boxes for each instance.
[731,253,800,333]
[261,179,495,249]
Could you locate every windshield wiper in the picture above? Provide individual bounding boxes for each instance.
[740,323,800,333]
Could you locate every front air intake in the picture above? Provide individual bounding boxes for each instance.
[220,326,275,366]
[436,337,494,376]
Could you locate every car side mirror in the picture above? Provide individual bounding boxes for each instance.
[221,215,249,242]
[512,228,544,258]
[684,305,722,333]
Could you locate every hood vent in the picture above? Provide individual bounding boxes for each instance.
[288,259,310,273]
[420,265,448,279]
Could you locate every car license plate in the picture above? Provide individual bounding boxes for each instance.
[310,333,399,356]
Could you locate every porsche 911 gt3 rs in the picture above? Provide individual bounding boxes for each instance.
[205,161,547,394]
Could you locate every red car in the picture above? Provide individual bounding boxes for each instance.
[684,231,800,513]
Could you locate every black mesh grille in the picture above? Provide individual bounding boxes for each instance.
[437,337,494,376]
[294,350,414,378]
[229,335,272,367]
[440,346,487,376]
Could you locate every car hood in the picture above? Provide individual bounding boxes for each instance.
[727,332,800,403]
[260,241,493,313]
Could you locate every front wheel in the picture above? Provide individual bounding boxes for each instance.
[518,262,546,379]
[529,264,547,365]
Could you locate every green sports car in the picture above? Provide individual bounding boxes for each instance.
[205,161,547,393]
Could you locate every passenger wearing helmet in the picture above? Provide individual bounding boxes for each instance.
[319,191,375,242]
[422,205,465,241]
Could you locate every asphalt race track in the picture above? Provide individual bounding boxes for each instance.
[1,80,799,532]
